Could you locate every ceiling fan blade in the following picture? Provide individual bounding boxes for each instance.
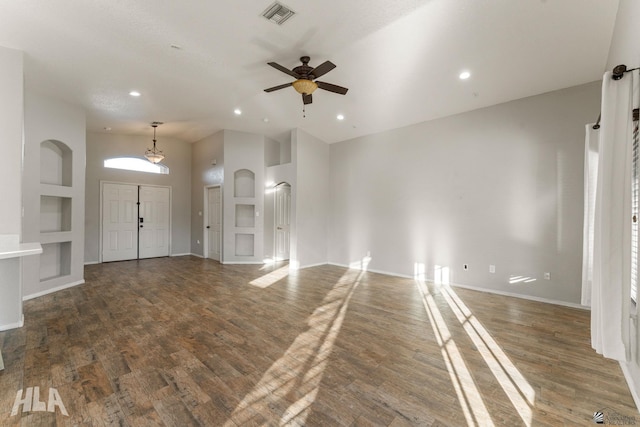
[268,62,300,79]
[316,81,349,95]
[264,82,293,92]
[303,93,313,105]
[310,61,336,79]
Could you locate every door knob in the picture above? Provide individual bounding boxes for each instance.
[277,227,282,230]
[206,226,210,229]
[140,225,143,228]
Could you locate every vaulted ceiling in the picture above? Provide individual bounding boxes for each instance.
[0,0,619,143]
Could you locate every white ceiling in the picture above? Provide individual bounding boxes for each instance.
[0,0,619,144]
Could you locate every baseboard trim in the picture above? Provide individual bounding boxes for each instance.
[84,261,100,266]
[0,315,24,331]
[23,280,85,301]
[296,262,329,270]
[620,361,640,412]
[171,253,199,257]
[326,262,586,309]
[448,282,588,310]
[327,262,414,279]
[221,261,264,265]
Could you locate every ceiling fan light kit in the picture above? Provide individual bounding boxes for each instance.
[292,79,318,94]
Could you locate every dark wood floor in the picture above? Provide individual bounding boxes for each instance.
[0,256,637,426]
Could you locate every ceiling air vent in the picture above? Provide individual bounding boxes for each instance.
[261,2,295,25]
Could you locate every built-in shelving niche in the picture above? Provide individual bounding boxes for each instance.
[235,204,255,228]
[234,169,255,198]
[40,140,72,186]
[39,139,74,284]
[40,242,71,282]
[40,196,71,233]
[235,234,254,257]
[233,169,256,258]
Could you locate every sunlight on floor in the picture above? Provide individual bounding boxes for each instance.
[250,265,290,288]
[415,264,494,426]
[226,269,363,425]
[441,285,535,426]
[414,262,535,426]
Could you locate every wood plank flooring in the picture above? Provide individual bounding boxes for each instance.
[0,256,637,426]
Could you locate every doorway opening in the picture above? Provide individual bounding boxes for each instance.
[204,185,222,262]
[101,182,171,262]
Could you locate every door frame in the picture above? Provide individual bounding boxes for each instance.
[99,180,172,263]
[203,185,223,261]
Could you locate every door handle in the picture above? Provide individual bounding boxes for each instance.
[277,227,282,230]
[140,225,143,228]
[206,226,210,229]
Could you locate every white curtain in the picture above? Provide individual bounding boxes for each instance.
[590,70,636,362]
[582,124,599,306]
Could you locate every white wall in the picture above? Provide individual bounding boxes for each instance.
[0,46,23,331]
[604,0,640,409]
[190,131,225,256]
[0,46,23,236]
[606,0,640,70]
[293,129,330,268]
[329,81,600,304]
[85,132,192,262]
[22,91,86,297]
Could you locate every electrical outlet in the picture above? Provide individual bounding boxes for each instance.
[544,272,550,280]
[489,265,495,273]
[463,264,469,271]
[197,240,200,245]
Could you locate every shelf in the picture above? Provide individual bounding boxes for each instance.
[39,231,73,245]
[40,184,73,198]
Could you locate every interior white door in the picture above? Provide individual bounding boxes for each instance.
[139,186,170,259]
[275,183,291,261]
[207,187,221,261]
[102,183,138,262]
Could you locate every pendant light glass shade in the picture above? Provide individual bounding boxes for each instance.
[145,122,165,164]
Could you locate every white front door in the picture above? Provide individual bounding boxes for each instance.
[102,183,138,262]
[207,187,221,261]
[275,183,291,261]
[139,186,170,259]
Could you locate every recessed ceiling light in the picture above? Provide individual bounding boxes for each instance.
[337,114,345,121]
[129,91,141,97]
[459,71,471,80]
[234,108,242,115]
[263,117,269,123]
[104,127,112,131]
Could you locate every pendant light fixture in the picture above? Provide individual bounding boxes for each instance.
[145,121,165,164]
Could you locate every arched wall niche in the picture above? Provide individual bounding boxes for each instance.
[40,139,72,186]
[234,169,255,198]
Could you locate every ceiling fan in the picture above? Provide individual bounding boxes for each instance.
[264,56,349,106]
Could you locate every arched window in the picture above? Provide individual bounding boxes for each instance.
[104,157,169,174]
